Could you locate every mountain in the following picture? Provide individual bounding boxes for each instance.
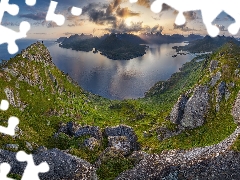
[56,37,66,43]
[1,42,240,179]
[59,33,147,60]
[173,35,240,53]
[139,32,203,44]
[97,33,147,60]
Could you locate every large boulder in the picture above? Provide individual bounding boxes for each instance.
[180,85,209,128]
[108,136,131,155]
[0,148,97,180]
[105,125,140,151]
[209,60,219,73]
[232,91,240,124]
[210,71,221,87]
[169,94,188,124]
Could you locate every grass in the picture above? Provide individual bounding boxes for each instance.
[1,42,240,179]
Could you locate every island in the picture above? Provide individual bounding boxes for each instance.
[59,33,148,60]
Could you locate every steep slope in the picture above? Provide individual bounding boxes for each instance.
[116,42,240,179]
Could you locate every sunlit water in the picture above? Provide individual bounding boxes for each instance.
[0,39,195,100]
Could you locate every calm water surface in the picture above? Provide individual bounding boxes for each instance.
[0,39,195,100]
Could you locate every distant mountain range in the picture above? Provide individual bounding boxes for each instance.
[139,33,203,44]
[173,35,240,53]
[57,33,206,60]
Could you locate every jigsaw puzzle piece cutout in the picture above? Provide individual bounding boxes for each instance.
[0,163,14,180]
[46,1,65,26]
[0,0,19,19]
[16,151,49,180]
[0,116,19,136]
[0,100,9,111]
[71,6,82,16]
[25,0,36,6]
[0,21,30,54]
[148,0,226,37]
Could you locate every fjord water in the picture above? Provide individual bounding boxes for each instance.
[0,39,195,100]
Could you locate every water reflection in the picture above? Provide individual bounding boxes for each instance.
[47,42,194,100]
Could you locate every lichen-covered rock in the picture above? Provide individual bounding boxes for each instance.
[84,137,100,150]
[108,136,131,155]
[0,148,97,180]
[105,125,140,151]
[232,91,240,124]
[180,85,209,128]
[129,151,148,165]
[210,71,221,86]
[75,125,102,140]
[169,94,188,124]
[209,60,218,73]
[4,144,19,151]
[216,81,226,102]
[4,87,16,107]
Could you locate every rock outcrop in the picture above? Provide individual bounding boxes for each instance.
[232,91,240,124]
[105,125,140,151]
[170,94,188,124]
[116,127,240,180]
[209,60,219,73]
[170,86,209,129]
[0,148,97,180]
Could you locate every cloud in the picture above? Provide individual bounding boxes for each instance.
[161,3,172,11]
[144,24,164,33]
[183,11,198,21]
[173,23,195,32]
[136,0,150,7]
[19,12,46,20]
[214,24,227,31]
[116,7,140,18]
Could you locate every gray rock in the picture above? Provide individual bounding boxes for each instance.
[5,144,19,151]
[170,94,188,124]
[232,91,240,124]
[108,136,131,155]
[75,125,102,140]
[180,85,209,128]
[4,87,16,107]
[156,127,180,141]
[210,71,221,86]
[209,60,218,73]
[105,125,140,151]
[84,137,100,150]
[25,141,33,151]
[216,81,226,103]
[129,151,148,165]
[0,148,97,180]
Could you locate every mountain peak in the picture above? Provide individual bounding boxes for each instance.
[21,41,53,66]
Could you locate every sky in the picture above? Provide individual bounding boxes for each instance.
[1,0,238,39]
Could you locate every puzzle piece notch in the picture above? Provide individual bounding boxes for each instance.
[147,0,240,37]
[0,21,30,54]
[0,100,9,111]
[0,0,19,21]
[0,116,19,136]
[71,6,82,16]
[25,0,36,6]
[16,151,49,180]
[0,163,14,180]
[46,1,65,26]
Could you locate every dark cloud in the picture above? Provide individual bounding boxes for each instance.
[108,20,144,33]
[183,11,198,21]
[173,23,195,32]
[162,3,173,11]
[226,15,235,21]
[64,32,75,36]
[81,0,139,26]
[136,0,150,8]
[19,12,46,20]
[116,7,140,18]
[144,24,164,33]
